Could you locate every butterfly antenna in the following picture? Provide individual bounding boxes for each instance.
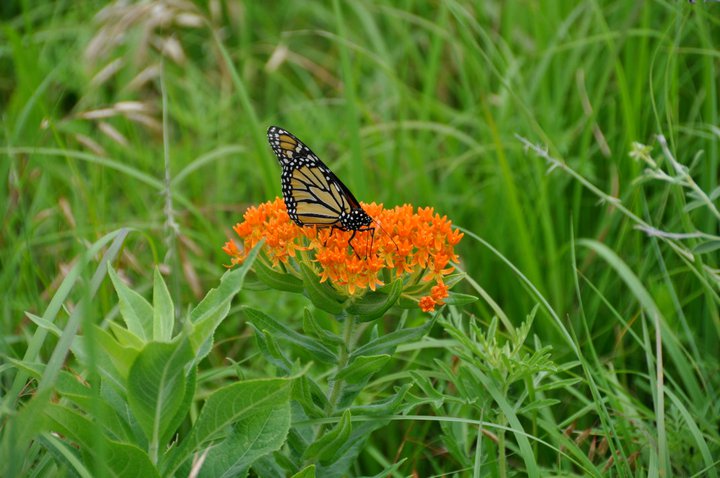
[372,218,399,252]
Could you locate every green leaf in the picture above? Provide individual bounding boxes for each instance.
[5,228,127,422]
[444,292,479,306]
[44,404,159,478]
[710,185,720,201]
[108,265,153,341]
[534,377,582,393]
[299,263,346,315]
[188,243,261,360]
[196,389,291,478]
[37,432,94,478]
[1,389,52,477]
[683,199,705,213]
[290,465,316,478]
[101,382,144,445]
[350,384,412,416]
[74,326,138,384]
[292,376,328,419]
[350,320,433,361]
[152,267,174,341]
[72,330,128,402]
[247,456,288,477]
[345,279,402,321]
[165,378,292,476]
[314,420,390,477]
[358,459,407,478]
[250,325,293,373]
[254,259,304,292]
[407,371,445,409]
[336,355,391,384]
[244,307,337,363]
[160,365,197,446]
[108,321,145,349]
[10,361,87,397]
[127,338,193,444]
[302,309,344,346]
[24,312,63,337]
[470,368,539,476]
[517,398,560,415]
[303,410,352,466]
[10,360,133,441]
[692,239,720,255]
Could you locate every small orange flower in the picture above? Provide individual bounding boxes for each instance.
[224,197,463,312]
[419,296,437,313]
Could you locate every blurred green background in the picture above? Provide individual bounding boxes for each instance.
[2,0,719,475]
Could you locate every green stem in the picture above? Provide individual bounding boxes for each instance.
[326,316,355,415]
[497,386,508,478]
[497,422,506,478]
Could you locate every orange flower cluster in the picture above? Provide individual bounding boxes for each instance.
[223,197,463,312]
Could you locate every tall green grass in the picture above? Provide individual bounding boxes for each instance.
[2,0,718,476]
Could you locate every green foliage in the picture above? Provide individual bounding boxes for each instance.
[2,0,720,476]
[2,246,294,477]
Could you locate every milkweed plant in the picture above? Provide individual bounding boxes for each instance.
[218,198,471,475]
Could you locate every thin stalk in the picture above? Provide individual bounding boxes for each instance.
[314,316,356,443]
[326,316,356,415]
[497,387,508,478]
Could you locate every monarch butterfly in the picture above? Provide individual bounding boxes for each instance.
[267,126,375,255]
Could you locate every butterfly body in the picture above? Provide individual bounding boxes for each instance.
[267,126,374,252]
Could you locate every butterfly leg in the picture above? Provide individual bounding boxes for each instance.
[347,229,360,258]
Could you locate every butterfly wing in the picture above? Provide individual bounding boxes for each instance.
[267,126,363,228]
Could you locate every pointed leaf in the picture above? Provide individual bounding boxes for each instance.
[443,292,479,306]
[74,326,138,384]
[254,259,304,292]
[45,404,159,478]
[188,243,261,359]
[299,264,346,315]
[517,398,561,415]
[127,339,193,443]
[197,389,291,478]
[314,420,389,477]
[249,325,293,373]
[153,268,174,341]
[108,265,152,340]
[336,355,391,384]
[346,279,402,321]
[9,360,132,441]
[108,321,145,349]
[160,365,197,446]
[1,389,51,478]
[303,410,352,466]
[357,459,407,478]
[25,312,63,337]
[291,465,316,478]
[244,307,337,363]
[351,384,412,416]
[166,378,292,475]
[350,320,433,360]
[292,376,329,419]
[693,240,720,255]
[408,371,444,409]
[303,309,344,346]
